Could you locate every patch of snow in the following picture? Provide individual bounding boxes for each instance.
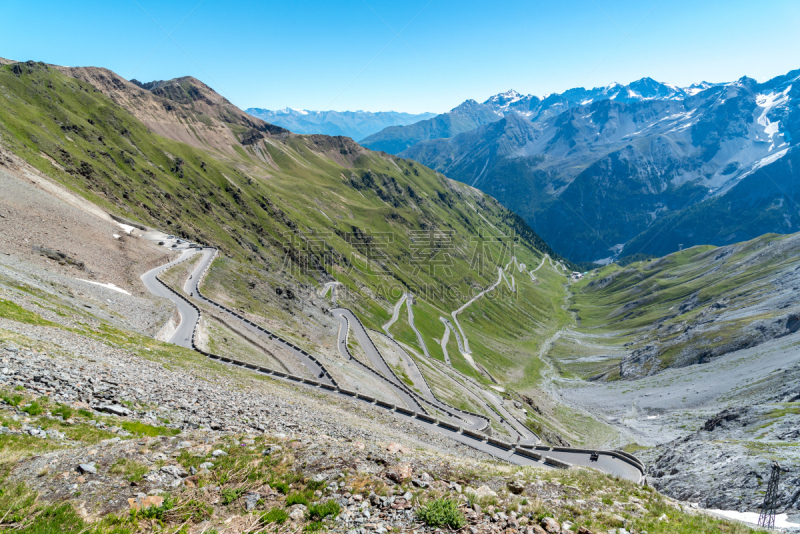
[114,222,136,234]
[750,148,790,174]
[756,86,790,142]
[113,233,121,239]
[666,121,693,133]
[707,509,800,529]
[76,279,131,295]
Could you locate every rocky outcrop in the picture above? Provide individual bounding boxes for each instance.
[644,405,800,519]
[620,310,800,378]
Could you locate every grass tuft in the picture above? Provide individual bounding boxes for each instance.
[260,508,289,525]
[285,491,311,507]
[416,498,466,529]
[307,500,340,521]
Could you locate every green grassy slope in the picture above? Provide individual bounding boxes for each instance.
[0,60,575,392]
[559,233,800,379]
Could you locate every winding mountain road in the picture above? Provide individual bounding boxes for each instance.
[438,317,453,365]
[332,308,424,412]
[183,249,335,386]
[451,267,504,354]
[142,247,644,482]
[141,249,199,348]
[319,281,340,303]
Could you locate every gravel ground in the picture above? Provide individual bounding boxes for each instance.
[554,331,800,519]
[0,324,494,461]
[0,252,172,337]
[0,150,169,294]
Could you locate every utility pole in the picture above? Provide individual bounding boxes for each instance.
[758,461,781,529]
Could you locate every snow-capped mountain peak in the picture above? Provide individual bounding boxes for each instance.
[276,107,309,115]
[684,81,716,96]
[484,89,523,107]
[483,89,542,115]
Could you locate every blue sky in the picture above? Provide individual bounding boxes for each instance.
[2,0,799,113]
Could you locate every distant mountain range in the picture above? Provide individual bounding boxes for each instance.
[359,79,721,155]
[367,73,800,262]
[244,108,436,140]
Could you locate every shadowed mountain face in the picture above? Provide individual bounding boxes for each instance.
[244,108,437,141]
[398,71,800,262]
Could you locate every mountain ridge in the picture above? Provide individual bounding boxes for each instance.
[245,107,436,141]
[361,75,727,157]
[56,66,289,161]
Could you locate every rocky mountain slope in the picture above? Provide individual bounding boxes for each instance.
[0,340,748,534]
[0,60,567,306]
[60,68,288,159]
[380,70,800,262]
[567,233,800,378]
[543,234,800,521]
[245,107,436,140]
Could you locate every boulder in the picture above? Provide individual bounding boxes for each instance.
[386,442,410,454]
[78,463,97,475]
[386,463,413,483]
[288,504,307,521]
[508,479,525,494]
[474,485,498,499]
[128,495,164,511]
[160,465,188,478]
[263,445,282,456]
[99,404,132,417]
[541,517,560,533]
[244,492,260,512]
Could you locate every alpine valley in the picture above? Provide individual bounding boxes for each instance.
[0,55,798,534]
